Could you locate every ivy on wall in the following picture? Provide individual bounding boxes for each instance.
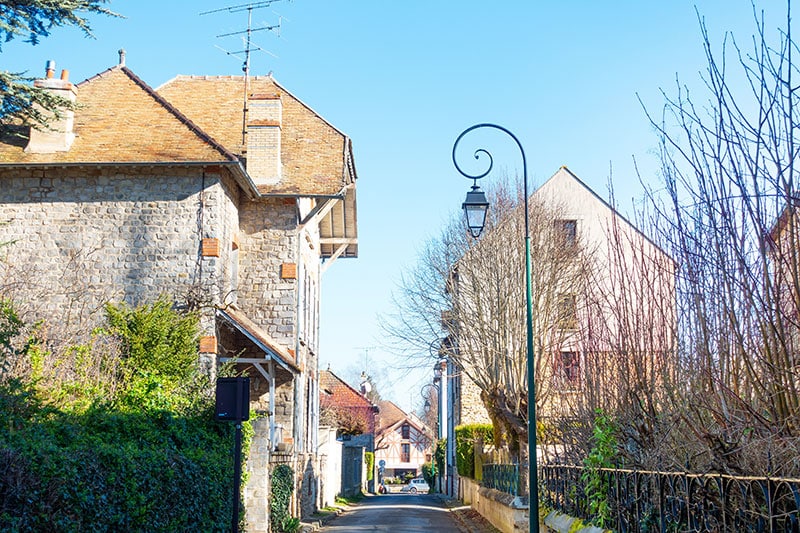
[270,464,299,532]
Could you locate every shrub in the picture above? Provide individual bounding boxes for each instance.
[455,424,493,479]
[421,462,435,491]
[0,298,236,532]
[101,297,203,413]
[364,451,374,481]
[0,403,233,532]
[581,410,618,528]
[434,438,446,476]
[104,297,199,376]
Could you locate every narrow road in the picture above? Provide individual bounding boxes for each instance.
[318,493,468,532]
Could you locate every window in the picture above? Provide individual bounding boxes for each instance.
[401,443,411,463]
[401,423,410,439]
[555,219,578,247]
[556,293,577,330]
[554,351,581,389]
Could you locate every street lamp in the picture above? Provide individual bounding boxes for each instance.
[421,382,440,433]
[452,123,539,533]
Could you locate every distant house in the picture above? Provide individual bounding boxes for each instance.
[374,400,432,482]
[768,198,800,367]
[444,167,674,492]
[318,369,378,496]
[0,55,359,529]
[319,368,378,438]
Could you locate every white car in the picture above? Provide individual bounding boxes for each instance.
[400,477,430,494]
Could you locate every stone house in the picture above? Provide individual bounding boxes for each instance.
[0,55,358,531]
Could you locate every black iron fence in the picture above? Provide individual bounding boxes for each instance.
[483,463,520,495]
[540,464,800,532]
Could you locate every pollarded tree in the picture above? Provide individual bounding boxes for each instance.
[385,180,597,469]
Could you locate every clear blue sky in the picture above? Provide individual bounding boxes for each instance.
[2,0,776,410]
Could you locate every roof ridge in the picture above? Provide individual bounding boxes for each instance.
[539,167,671,260]
[320,369,374,404]
[117,67,241,163]
[79,66,240,164]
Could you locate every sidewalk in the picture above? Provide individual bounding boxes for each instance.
[435,494,502,533]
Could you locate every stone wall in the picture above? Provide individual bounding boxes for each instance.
[245,417,272,533]
[460,373,491,425]
[237,198,298,347]
[317,426,342,509]
[0,166,238,338]
[460,477,529,533]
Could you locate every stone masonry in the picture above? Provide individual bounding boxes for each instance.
[0,166,239,338]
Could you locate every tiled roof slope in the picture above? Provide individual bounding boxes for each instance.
[376,400,411,432]
[0,66,238,165]
[320,369,373,408]
[157,75,351,196]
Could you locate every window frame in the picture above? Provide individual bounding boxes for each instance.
[555,219,578,247]
[553,350,582,390]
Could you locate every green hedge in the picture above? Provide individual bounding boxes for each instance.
[0,396,233,532]
[364,451,374,481]
[435,438,446,476]
[455,424,493,480]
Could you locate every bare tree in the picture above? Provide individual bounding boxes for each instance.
[385,181,602,473]
[638,1,800,475]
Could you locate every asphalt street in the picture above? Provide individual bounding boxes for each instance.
[317,492,490,532]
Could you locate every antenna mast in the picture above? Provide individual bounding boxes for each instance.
[200,1,286,147]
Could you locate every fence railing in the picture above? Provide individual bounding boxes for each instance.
[482,463,520,495]
[540,464,800,532]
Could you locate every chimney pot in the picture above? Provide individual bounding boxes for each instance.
[118,49,126,66]
[25,63,77,154]
[45,60,55,79]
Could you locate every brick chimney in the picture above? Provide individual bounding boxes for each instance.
[25,60,77,154]
[245,92,282,187]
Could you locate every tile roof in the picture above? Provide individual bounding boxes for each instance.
[0,66,238,165]
[319,369,374,408]
[376,400,415,433]
[157,75,353,196]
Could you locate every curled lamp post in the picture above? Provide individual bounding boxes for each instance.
[452,123,539,532]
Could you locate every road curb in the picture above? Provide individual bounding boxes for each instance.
[300,507,344,532]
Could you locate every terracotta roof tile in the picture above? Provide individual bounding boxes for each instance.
[319,369,374,408]
[157,75,350,196]
[0,67,237,165]
[376,400,411,432]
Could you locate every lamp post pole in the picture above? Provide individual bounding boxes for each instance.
[421,381,441,490]
[452,123,539,533]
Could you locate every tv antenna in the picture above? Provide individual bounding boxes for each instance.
[355,346,377,375]
[200,1,288,146]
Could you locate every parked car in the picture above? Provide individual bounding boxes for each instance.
[400,477,430,494]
